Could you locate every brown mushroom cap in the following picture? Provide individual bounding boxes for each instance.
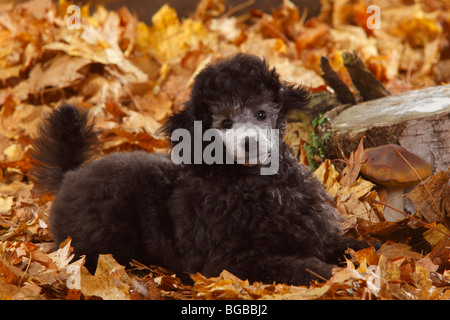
[360,144,433,188]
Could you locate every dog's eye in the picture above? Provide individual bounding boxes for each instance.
[222,119,233,129]
[256,111,266,120]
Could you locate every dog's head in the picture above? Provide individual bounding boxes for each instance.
[159,53,310,172]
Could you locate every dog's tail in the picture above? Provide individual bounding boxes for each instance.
[30,104,99,195]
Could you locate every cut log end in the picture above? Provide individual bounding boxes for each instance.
[324,85,450,173]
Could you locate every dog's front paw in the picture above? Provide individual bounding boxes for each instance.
[306,263,335,282]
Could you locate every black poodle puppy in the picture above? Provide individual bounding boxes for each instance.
[31,53,369,285]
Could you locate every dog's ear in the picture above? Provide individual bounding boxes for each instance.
[279,83,311,114]
[157,104,194,140]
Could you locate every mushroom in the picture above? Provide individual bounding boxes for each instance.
[360,144,433,222]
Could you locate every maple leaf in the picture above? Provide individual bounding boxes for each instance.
[314,139,381,230]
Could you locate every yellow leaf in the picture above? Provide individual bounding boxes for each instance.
[394,14,442,47]
[3,144,24,162]
[273,38,287,55]
[314,159,341,198]
[139,4,217,63]
[341,177,375,199]
[151,4,180,31]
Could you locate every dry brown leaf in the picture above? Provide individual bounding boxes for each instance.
[337,192,380,229]
[28,55,90,92]
[132,92,173,122]
[340,137,365,188]
[47,238,75,270]
[100,128,169,154]
[192,270,294,300]
[77,254,132,300]
[261,0,302,41]
[117,7,138,56]
[295,20,330,52]
[407,170,449,224]
[315,140,380,229]
[429,237,450,270]
[105,101,128,120]
[376,242,422,261]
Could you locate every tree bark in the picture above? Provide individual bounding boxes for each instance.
[342,51,390,101]
[320,56,356,105]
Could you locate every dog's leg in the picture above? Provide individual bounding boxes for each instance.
[323,235,375,264]
[255,255,336,285]
[202,254,336,286]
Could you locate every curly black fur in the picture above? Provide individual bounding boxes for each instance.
[30,105,99,195]
[31,54,369,285]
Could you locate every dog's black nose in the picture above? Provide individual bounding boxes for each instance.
[243,136,258,153]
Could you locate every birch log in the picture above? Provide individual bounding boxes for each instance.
[324,85,450,173]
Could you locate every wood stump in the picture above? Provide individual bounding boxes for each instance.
[324,85,450,173]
